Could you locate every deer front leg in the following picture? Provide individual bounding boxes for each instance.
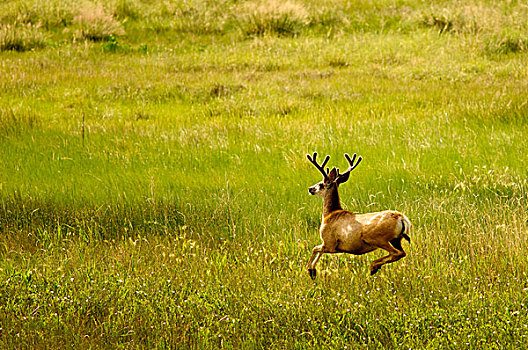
[369,242,406,275]
[306,244,324,280]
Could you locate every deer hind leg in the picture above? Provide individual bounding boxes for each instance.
[369,239,406,275]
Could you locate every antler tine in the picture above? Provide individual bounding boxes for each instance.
[321,155,330,168]
[344,153,362,171]
[307,152,330,180]
[335,153,362,182]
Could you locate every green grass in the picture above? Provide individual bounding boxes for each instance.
[1,0,528,348]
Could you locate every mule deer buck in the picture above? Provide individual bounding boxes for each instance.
[306,152,410,279]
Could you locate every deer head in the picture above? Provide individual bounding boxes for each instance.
[307,152,362,197]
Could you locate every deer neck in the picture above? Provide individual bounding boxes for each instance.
[322,185,342,218]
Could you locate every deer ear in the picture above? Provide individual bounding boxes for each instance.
[336,171,350,185]
[327,167,338,181]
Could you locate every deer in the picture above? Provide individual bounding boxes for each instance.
[306,152,410,280]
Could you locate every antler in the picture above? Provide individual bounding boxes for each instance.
[336,153,362,184]
[307,152,330,180]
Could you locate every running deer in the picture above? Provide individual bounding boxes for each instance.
[306,152,410,279]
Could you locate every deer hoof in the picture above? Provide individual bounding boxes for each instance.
[370,266,380,275]
[308,269,317,280]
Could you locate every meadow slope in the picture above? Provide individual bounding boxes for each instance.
[1,0,528,348]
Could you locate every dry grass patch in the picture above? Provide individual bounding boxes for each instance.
[73,1,125,41]
[239,0,310,36]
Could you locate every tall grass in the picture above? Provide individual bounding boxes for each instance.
[1,0,528,49]
[0,24,47,52]
[1,0,528,348]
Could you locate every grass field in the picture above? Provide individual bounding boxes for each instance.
[1,0,528,348]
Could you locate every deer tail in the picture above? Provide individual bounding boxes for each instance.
[400,214,411,243]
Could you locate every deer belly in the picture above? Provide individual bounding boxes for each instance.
[335,228,369,254]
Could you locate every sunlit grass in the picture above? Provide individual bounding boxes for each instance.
[1,0,528,348]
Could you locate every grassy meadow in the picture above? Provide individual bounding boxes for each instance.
[1,0,528,348]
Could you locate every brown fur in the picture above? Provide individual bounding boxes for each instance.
[307,154,410,278]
